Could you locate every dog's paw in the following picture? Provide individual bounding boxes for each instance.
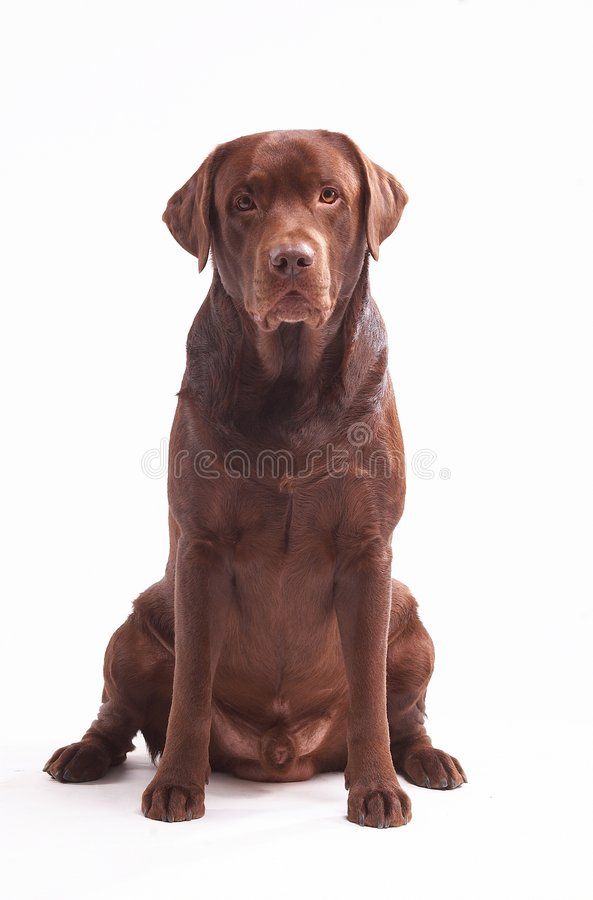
[43,741,112,782]
[401,747,467,789]
[141,780,205,823]
[347,780,412,828]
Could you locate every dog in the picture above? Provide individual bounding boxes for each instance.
[44,130,465,828]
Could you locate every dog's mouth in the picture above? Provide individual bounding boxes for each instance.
[271,291,317,323]
[253,290,323,331]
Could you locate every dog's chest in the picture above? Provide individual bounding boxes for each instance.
[222,434,396,582]
[232,477,338,585]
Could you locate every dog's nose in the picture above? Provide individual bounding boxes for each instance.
[269,244,315,276]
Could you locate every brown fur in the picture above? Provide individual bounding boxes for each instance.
[44,130,465,828]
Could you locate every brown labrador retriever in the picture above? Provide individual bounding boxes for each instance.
[44,130,465,828]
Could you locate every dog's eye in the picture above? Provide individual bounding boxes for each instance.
[319,187,338,204]
[235,194,255,211]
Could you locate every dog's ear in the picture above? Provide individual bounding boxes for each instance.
[162,148,219,272]
[347,140,408,261]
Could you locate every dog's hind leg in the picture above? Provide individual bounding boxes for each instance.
[386,579,467,790]
[44,601,173,783]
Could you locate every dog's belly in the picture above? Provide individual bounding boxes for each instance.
[210,528,349,779]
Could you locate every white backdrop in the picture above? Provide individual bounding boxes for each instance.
[1,1,591,898]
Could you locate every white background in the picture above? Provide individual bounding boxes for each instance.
[1,1,592,897]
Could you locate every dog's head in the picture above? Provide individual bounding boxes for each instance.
[163,130,407,331]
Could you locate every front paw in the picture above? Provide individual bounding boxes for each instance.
[141,777,205,823]
[347,778,412,828]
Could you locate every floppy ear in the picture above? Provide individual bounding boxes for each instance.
[350,143,408,261]
[162,148,218,272]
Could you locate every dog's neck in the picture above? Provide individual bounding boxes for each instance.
[183,258,389,436]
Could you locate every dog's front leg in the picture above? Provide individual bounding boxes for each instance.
[142,536,231,822]
[334,540,411,828]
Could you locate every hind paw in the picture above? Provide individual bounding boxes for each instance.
[401,747,467,789]
[43,741,113,783]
